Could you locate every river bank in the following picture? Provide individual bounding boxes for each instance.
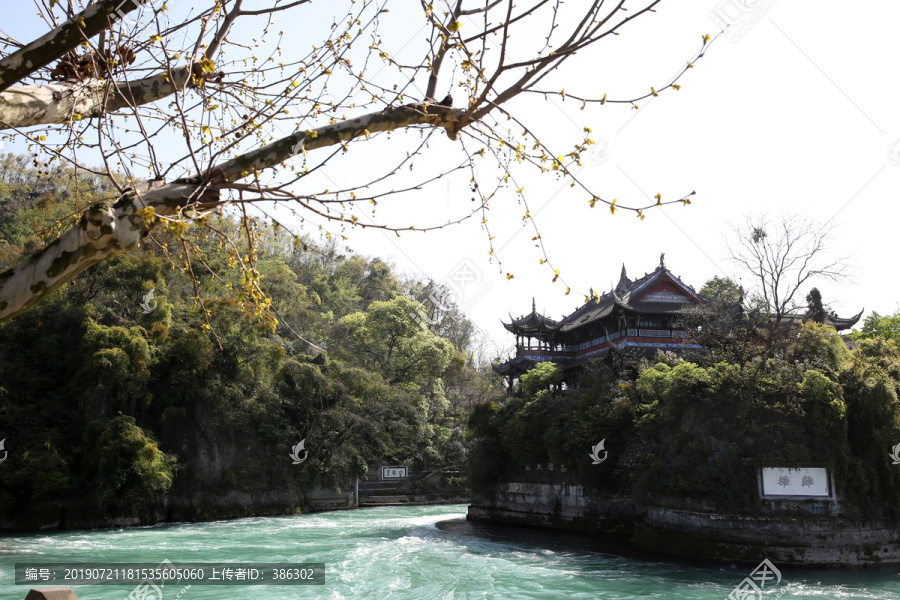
[5,504,900,600]
[3,464,475,532]
[9,478,900,569]
[1,481,471,532]
[467,483,900,567]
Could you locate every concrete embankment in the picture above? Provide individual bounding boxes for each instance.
[468,483,900,566]
[358,468,469,507]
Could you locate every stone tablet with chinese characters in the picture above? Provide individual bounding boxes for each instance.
[382,466,408,479]
[760,467,829,497]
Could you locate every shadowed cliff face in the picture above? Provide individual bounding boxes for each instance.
[0,334,395,530]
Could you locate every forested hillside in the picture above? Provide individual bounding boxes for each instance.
[471,303,900,520]
[0,154,498,527]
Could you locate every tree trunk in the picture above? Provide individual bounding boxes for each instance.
[0,181,217,322]
[0,67,192,129]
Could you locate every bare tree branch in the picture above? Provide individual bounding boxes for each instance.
[0,66,192,129]
[0,0,716,331]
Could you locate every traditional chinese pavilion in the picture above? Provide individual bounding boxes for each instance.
[495,256,705,385]
[493,255,861,387]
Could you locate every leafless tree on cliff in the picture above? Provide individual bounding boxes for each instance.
[727,214,850,353]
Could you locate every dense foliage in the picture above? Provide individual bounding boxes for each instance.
[698,275,742,303]
[853,310,900,347]
[471,315,900,519]
[0,158,497,519]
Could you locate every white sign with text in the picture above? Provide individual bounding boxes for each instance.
[382,466,408,479]
[761,467,829,497]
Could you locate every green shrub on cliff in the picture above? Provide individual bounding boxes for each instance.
[519,362,564,397]
[78,415,176,505]
[332,296,455,385]
[851,310,900,346]
[468,360,636,493]
[630,329,900,516]
[836,337,900,517]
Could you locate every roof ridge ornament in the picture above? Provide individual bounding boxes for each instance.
[532,297,536,312]
[660,252,666,269]
[615,264,630,294]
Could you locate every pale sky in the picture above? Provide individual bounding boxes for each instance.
[305,0,900,358]
[5,1,898,359]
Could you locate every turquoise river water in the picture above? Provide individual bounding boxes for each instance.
[2,504,900,599]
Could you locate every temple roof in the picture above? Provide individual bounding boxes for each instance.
[502,257,709,338]
[502,297,562,334]
[778,308,865,332]
[826,309,864,331]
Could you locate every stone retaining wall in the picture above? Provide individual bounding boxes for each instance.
[360,493,470,506]
[468,483,900,566]
[467,483,639,535]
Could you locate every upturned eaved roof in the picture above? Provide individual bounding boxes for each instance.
[825,309,864,331]
[502,297,562,335]
[778,309,865,332]
[502,257,708,338]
